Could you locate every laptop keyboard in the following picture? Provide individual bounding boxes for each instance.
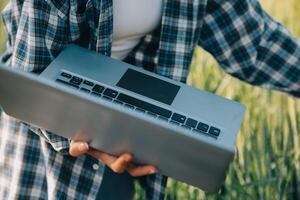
[55,71,221,139]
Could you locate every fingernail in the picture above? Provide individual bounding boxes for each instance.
[149,168,158,174]
[78,142,89,151]
[126,155,133,162]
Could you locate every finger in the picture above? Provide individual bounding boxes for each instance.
[87,151,133,173]
[127,165,158,177]
[87,149,117,166]
[69,141,89,157]
[110,153,133,174]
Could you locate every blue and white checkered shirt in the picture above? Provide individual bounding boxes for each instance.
[0,0,299,199]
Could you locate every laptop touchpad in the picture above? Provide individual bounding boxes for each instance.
[116,69,180,105]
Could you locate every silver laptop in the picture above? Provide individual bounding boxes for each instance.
[0,44,245,192]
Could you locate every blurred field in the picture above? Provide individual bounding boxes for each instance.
[0,0,7,54]
[1,0,299,200]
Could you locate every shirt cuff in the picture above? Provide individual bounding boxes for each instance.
[138,173,168,200]
[29,124,71,155]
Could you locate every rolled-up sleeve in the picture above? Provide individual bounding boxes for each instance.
[30,125,71,154]
[198,0,300,97]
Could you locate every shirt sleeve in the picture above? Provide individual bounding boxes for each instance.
[1,1,71,154]
[30,125,71,154]
[198,0,300,97]
[0,49,71,155]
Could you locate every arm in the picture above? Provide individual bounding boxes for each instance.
[2,1,160,184]
[1,48,71,154]
[198,0,300,97]
[1,0,72,154]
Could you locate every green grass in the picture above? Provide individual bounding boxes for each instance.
[1,1,299,199]
[171,1,300,199]
[0,0,8,54]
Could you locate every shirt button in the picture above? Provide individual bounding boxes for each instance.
[92,163,99,170]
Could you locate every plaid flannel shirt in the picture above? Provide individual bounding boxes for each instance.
[0,0,299,199]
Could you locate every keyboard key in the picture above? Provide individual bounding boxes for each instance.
[61,72,72,79]
[70,76,82,85]
[91,92,102,97]
[80,88,90,93]
[102,96,112,101]
[113,100,123,105]
[56,79,79,89]
[185,118,197,128]
[117,93,172,118]
[181,125,191,130]
[208,127,220,136]
[171,113,186,124]
[83,80,94,86]
[92,84,104,94]
[103,88,118,98]
[124,104,134,109]
[197,122,209,132]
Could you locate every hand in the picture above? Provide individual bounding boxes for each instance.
[69,141,159,177]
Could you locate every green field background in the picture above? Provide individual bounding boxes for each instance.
[1,1,299,200]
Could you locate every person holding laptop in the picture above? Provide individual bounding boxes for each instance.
[0,0,299,199]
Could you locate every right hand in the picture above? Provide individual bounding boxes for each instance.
[69,140,159,177]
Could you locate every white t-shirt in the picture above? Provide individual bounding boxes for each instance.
[111,0,163,60]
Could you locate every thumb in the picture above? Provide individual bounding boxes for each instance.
[69,141,89,157]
